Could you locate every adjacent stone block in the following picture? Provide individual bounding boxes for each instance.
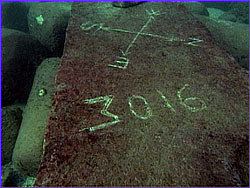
[12,58,60,176]
[112,1,145,8]
[1,106,22,165]
[1,28,48,106]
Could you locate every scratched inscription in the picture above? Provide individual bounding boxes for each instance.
[79,84,207,132]
[80,9,203,69]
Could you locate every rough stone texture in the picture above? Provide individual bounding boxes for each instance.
[12,58,60,177]
[201,1,249,24]
[228,1,249,24]
[179,1,209,16]
[1,1,38,32]
[27,2,72,57]
[1,106,22,165]
[1,28,49,106]
[207,8,224,19]
[35,2,248,186]
[200,1,231,11]
[218,12,237,22]
[233,137,249,186]
[195,15,249,70]
[112,1,145,8]
[1,163,13,187]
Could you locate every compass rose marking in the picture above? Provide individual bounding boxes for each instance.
[80,9,203,69]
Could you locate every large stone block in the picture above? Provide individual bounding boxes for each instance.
[12,58,60,176]
[27,2,72,56]
[196,15,249,70]
[35,1,248,186]
[1,106,22,165]
[1,28,49,106]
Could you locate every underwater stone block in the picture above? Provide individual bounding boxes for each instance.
[12,58,60,177]
[112,1,145,8]
[34,1,248,186]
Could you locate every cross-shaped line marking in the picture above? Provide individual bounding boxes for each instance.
[80,9,203,69]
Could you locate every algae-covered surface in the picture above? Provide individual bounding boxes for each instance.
[35,1,248,186]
